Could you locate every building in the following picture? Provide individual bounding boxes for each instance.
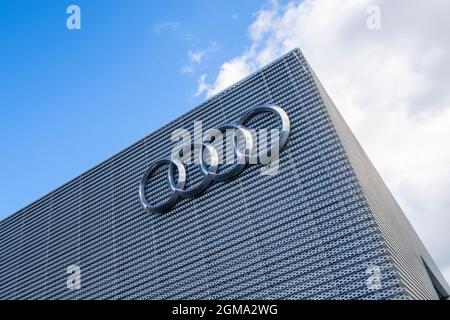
[0,48,448,300]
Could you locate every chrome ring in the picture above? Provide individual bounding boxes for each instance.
[139,157,186,214]
[168,143,219,198]
[201,124,254,182]
[236,105,290,163]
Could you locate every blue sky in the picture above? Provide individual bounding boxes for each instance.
[0,0,267,219]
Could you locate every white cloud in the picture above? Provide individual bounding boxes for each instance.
[181,65,195,74]
[188,50,206,64]
[153,21,179,34]
[183,42,219,75]
[190,42,218,64]
[194,74,209,97]
[196,55,253,97]
[198,0,450,284]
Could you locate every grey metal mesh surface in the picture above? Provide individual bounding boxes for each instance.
[0,49,447,300]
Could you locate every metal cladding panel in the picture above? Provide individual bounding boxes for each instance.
[301,51,450,300]
[0,48,444,300]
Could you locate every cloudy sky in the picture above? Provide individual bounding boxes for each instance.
[195,0,450,283]
[1,0,449,285]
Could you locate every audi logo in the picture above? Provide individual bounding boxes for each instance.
[139,105,291,213]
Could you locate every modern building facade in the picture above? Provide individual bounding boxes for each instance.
[0,48,448,300]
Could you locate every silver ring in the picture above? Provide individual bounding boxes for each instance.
[236,105,290,163]
[138,157,186,214]
[200,124,254,182]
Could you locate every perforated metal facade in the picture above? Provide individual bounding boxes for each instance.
[0,48,448,300]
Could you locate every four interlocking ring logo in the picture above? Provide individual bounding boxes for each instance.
[139,105,291,213]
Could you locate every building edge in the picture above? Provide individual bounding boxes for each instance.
[290,48,449,299]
